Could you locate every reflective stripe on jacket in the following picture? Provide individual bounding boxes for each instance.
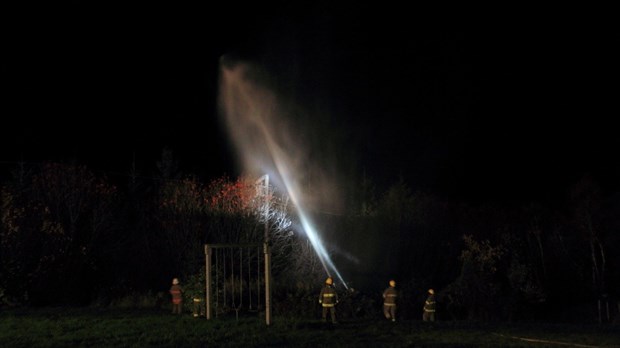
[383,287,398,306]
[170,285,183,300]
[319,285,338,307]
[423,294,436,312]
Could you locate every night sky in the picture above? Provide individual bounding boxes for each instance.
[2,3,619,204]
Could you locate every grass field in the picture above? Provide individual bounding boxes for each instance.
[0,307,618,347]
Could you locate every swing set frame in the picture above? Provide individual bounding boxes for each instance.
[204,242,272,325]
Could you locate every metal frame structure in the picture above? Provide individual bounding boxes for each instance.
[204,174,273,325]
[204,243,270,324]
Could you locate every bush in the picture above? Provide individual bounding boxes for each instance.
[92,290,166,310]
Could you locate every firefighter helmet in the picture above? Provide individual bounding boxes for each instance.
[172,278,179,285]
[428,288,434,295]
[389,280,396,287]
[325,277,333,285]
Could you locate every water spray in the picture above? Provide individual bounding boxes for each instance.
[219,57,349,289]
[276,173,349,290]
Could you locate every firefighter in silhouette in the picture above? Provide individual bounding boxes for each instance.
[319,277,339,323]
[423,288,436,322]
[383,280,398,321]
[170,278,183,314]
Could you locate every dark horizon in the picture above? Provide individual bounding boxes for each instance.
[2,3,619,204]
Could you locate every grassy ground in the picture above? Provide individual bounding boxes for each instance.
[0,307,618,347]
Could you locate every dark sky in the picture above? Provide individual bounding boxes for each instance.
[2,3,619,203]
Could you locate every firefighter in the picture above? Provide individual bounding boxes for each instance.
[170,278,183,314]
[382,279,398,322]
[318,277,339,323]
[423,288,436,322]
[192,296,204,318]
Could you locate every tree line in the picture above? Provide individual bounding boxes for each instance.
[0,151,618,323]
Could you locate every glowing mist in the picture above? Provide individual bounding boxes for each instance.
[218,56,348,288]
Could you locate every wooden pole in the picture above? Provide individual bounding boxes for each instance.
[205,244,212,320]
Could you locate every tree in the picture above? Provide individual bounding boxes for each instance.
[378,177,415,275]
[157,175,209,277]
[570,175,609,322]
[443,235,504,320]
[0,162,119,304]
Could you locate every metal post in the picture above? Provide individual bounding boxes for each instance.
[263,175,272,326]
[264,242,271,325]
[205,244,212,320]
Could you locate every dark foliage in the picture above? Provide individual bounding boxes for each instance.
[1,159,619,324]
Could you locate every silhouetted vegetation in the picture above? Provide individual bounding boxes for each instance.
[1,154,619,326]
